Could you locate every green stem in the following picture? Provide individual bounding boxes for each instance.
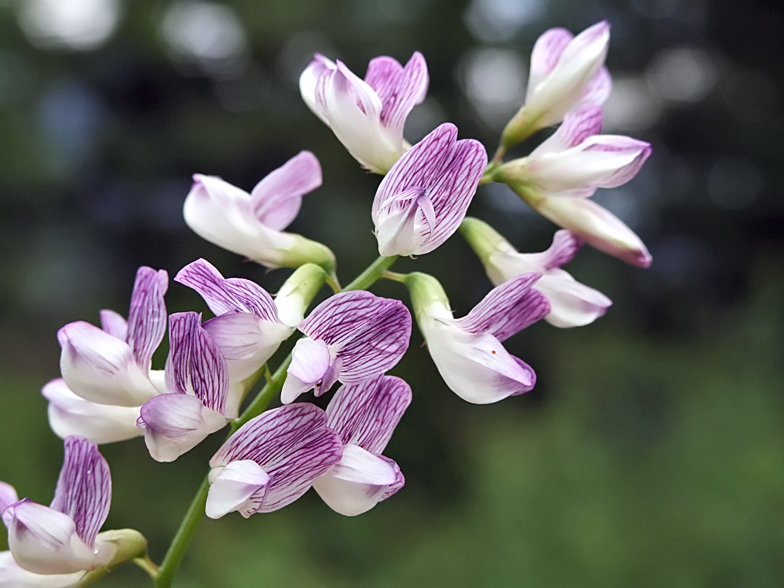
[342,255,398,291]
[134,555,161,579]
[153,254,397,586]
[154,476,210,588]
[383,270,408,283]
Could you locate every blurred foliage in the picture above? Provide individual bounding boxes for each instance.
[0,0,783,586]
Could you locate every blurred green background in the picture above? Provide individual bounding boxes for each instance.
[1,0,783,586]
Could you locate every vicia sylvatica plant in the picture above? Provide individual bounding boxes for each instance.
[1,20,653,587]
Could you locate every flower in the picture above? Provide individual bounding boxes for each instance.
[137,312,232,462]
[372,123,488,256]
[205,404,342,518]
[498,106,651,198]
[496,107,652,267]
[313,376,410,516]
[183,151,336,274]
[405,272,549,404]
[1,437,113,577]
[280,291,411,404]
[501,21,612,149]
[57,267,168,408]
[460,218,612,327]
[300,52,428,174]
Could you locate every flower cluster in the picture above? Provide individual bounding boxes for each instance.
[4,20,653,586]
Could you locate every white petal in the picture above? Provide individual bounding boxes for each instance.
[0,551,85,588]
[205,460,270,520]
[57,322,158,407]
[299,54,335,125]
[42,380,143,445]
[536,271,612,327]
[313,445,398,517]
[280,338,332,404]
[3,502,104,575]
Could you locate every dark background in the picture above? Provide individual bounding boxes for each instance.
[1,0,783,586]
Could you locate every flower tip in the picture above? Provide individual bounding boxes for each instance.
[635,250,653,268]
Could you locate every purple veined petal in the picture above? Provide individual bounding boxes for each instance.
[527,27,574,94]
[3,500,103,575]
[126,267,168,370]
[534,193,652,268]
[49,437,110,549]
[421,316,537,404]
[419,137,488,254]
[574,66,612,110]
[299,53,336,124]
[455,273,550,342]
[210,404,343,514]
[58,322,158,407]
[302,293,411,383]
[42,380,143,445]
[372,124,457,219]
[366,52,428,144]
[0,551,86,587]
[374,187,436,257]
[280,338,333,404]
[175,259,279,321]
[530,106,604,157]
[326,376,412,455]
[0,482,18,514]
[99,310,127,341]
[206,460,271,519]
[165,312,229,415]
[138,393,228,462]
[203,312,292,385]
[312,445,399,517]
[379,457,405,501]
[521,230,583,271]
[536,270,612,328]
[250,151,322,231]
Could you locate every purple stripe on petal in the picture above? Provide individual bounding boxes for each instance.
[211,404,343,514]
[165,312,229,414]
[455,273,550,342]
[99,310,127,341]
[250,151,322,231]
[379,457,405,501]
[336,302,411,382]
[375,52,429,138]
[364,56,403,100]
[49,437,110,548]
[524,230,583,271]
[175,259,279,322]
[576,66,612,109]
[126,267,168,369]
[326,376,411,454]
[300,291,387,342]
[533,107,603,156]
[528,28,573,91]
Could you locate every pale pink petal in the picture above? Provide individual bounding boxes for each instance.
[98,310,126,341]
[299,54,336,124]
[521,230,583,271]
[205,460,270,519]
[366,52,428,143]
[528,27,574,92]
[281,338,332,404]
[0,551,85,587]
[250,151,322,231]
[531,106,603,156]
[326,376,411,455]
[574,66,612,109]
[536,271,612,328]
[0,482,18,514]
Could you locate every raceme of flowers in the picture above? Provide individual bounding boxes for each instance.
[4,20,653,587]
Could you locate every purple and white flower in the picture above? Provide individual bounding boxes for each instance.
[314,376,410,516]
[137,312,232,462]
[499,106,651,198]
[372,123,487,257]
[205,404,342,518]
[57,267,168,407]
[460,218,612,327]
[183,152,336,272]
[300,52,428,174]
[501,21,611,148]
[405,272,549,404]
[280,291,411,404]
[497,107,652,267]
[1,437,113,577]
